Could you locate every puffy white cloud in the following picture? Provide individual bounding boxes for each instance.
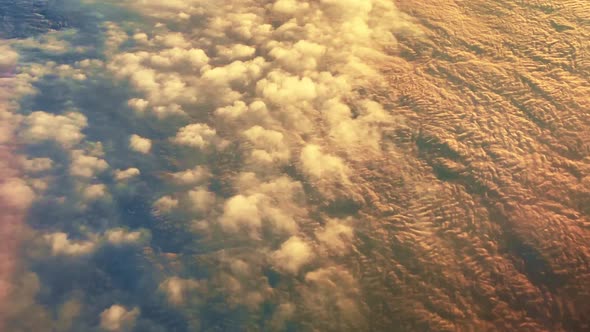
[302,265,364,326]
[0,178,35,210]
[316,218,354,253]
[21,157,53,173]
[214,100,248,120]
[242,125,290,166]
[267,40,326,73]
[218,193,299,238]
[300,144,349,183]
[100,304,140,332]
[70,150,109,178]
[0,44,18,71]
[149,47,209,70]
[20,111,87,148]
[82,183,107,201]
[226,174,302,236]
[114,168,140,181]
[127,98,149,114]
[28,178,51,193]
[217,44,257,61]
[44,232,97,256]
[103,22,128,55]
[256,71,318,105]
[167,166,209,186]
[172,123,217,149]
[105,228,149,245]
[129,134,152,154]
[159,277,200,305]
[271,236,314,274]
[153,195,179,213]
[185,186,216,214]
[272,0,310,15]
[201,57,267,88]
[219,194,262,235]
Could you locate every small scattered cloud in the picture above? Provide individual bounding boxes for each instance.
[99,304,140,332]
[128,134,152,154]
[20,111,87,148]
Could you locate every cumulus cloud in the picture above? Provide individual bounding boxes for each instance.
[172,123,217,149]
[21,157,53,173]
[128,134,152,154]
[2,0,422,330]
[44,232,97,256]
[185,186,216,214]
[219,194,262,235]
[242,125,290,166]
[302,266,364,328]
[256,71,317,106]
[166,166,209,186]
[315,218,354,253]
[0,178,35,210]
[217,44,257,61]
[300,144,350,184]
[19,111,87,148]
[82,183,107,201]
[0,44,18,72]
[99,304,140,332]
[159,277,200,305]
[114,168,140,181]
[271,236,314,274]
[218,175,302,237]
[70,150,109,178]
[105,228,149,245]
[153,195,179,213]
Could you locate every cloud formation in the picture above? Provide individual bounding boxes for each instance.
[100,304,140,332]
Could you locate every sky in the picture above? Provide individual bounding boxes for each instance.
[0,1,420,331]
[1,0,590,331]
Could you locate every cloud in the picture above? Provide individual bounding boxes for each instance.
[70,150,109,178]
[114,168,140,181]
[153,195,179,213]
[99,304,140,332]
[21,158,54,174]
[172,123,218,149]
[149,47,209,70]
[219,194,262,235]
[0,45,18,71]
[256,71,318,106]
[218,174,303,237]
[300,144,350,184]
[271,236,314,274]
[185,186,216,214]
[127,98,149,114]
[1,0,424,330]
[166,166,209,186]
[0,178,35,210]
[105,228,149,245]
[242,125,290,166]
[315,218,354,253]
[159,277,200,305]
[44,232,97,256]
[302,265,364,328]
[217,44,257,61]
[19,111,87,148]
[129,134,152,154]
[82,183,108,201]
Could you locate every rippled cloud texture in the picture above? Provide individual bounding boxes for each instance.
[3,0,590,331]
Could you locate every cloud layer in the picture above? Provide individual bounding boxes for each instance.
[3,0,590,331]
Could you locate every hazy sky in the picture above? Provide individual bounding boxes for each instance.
[1,0,589,331]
